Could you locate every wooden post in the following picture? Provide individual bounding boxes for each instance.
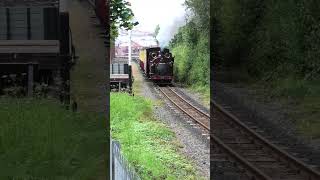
[60,7,70,107]
[27,64,34,97]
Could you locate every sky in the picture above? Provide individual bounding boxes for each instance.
[125,0,188,47]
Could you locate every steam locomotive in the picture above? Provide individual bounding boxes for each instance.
[139,47,174,84]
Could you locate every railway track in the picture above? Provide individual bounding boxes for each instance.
[213,101,320,180]
[158,86,210,130]
[158,85,320,180]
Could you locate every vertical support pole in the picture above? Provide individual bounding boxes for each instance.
[129,65,132,88]
[54,69,63,102]
[118,82,121,92]
[27,64,34,97]
[128,30,132,66]
[59,3,70,107]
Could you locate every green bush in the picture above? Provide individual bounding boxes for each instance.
[170,23,209,87]
[213,0,320,81]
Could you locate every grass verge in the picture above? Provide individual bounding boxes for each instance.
[216,67,320,139]
[189,84,210,108]
[111,93,202,179]
[0,98,106,180]
[256,77,320,139]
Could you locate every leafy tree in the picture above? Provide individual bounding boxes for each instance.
[110,0,138,39]
[185,0,210,31]
[213,0,320,81]
[169,0,209,87]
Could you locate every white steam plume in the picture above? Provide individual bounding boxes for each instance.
[128,0,188,48]
[157,15,187,48]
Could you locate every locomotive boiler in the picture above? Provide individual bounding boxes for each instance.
[139,47,174,83]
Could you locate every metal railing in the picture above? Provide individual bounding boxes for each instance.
[111,140,141,180]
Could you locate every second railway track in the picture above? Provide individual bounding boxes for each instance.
[158,85,320,180]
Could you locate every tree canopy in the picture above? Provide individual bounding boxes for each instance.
[169,0,209,87]
[212,0,320,81]
[110,0,138,38]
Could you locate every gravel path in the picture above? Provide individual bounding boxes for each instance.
[132,62,210,179]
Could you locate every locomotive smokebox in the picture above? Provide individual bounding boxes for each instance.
[156,63,173,76]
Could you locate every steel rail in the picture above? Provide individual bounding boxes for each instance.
[211,135,272,180]
[158,86,210,130]
[212,100,320,180]
[158,86,272,179]
[159,86,320,179]
[167,86,210,117]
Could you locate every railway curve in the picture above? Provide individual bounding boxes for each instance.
[158,85,320,180]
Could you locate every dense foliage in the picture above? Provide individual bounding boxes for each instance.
[213,1,320,138]
[169,0,210,87]
[213,0,320,81]
[110,0,137,38]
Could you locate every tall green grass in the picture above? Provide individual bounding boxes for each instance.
[111,93,202,180]
[0,98,106,180]
[260,78,320,138]
[189,84,210,107]
[241,76,320,139]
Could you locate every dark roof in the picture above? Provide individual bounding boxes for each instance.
[0,0,59,7]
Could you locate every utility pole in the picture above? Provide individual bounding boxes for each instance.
[128,30,132,66]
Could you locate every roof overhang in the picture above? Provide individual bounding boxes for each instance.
[0,40,60,54]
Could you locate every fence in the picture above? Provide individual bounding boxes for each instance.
[111,140,141,180]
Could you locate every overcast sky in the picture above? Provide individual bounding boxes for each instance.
[127,0,187,47]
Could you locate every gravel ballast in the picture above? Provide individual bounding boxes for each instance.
[132,62,210,179]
